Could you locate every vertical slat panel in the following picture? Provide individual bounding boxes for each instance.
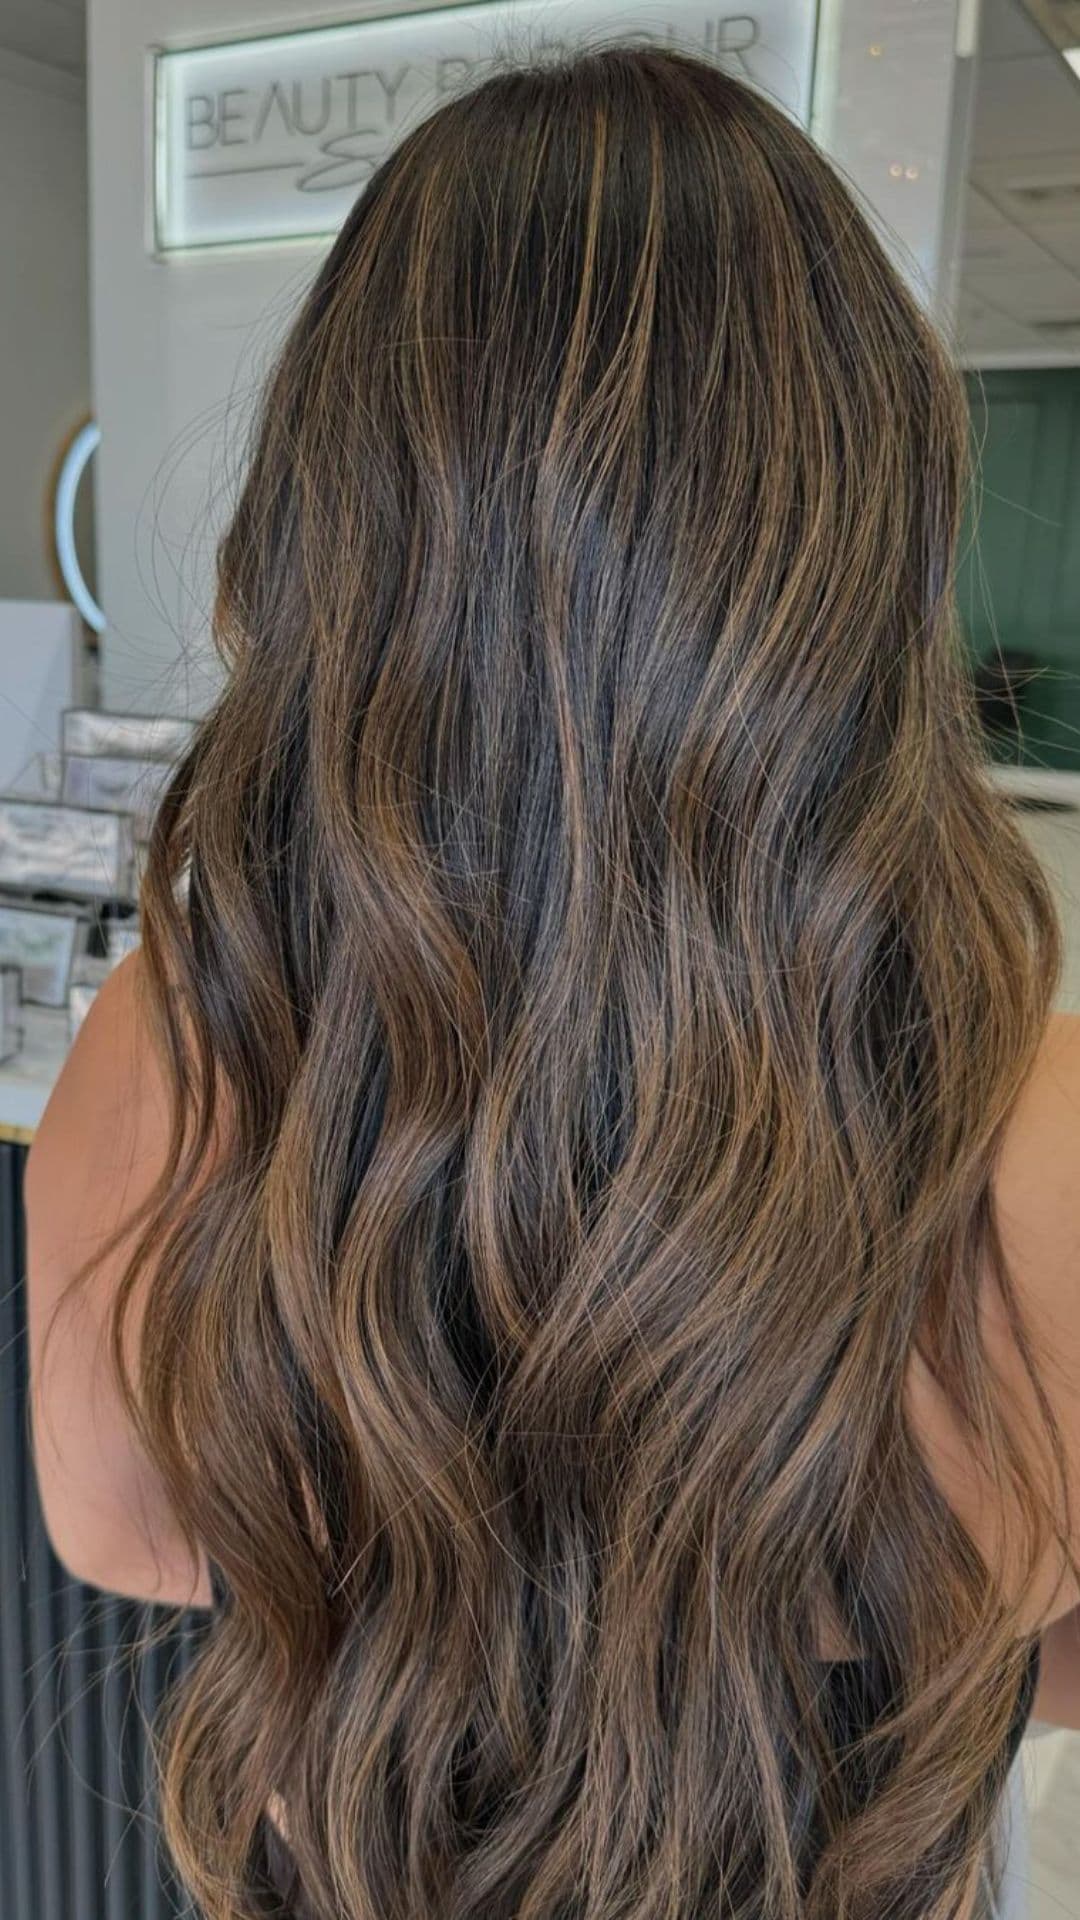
[100,1599,140,1920]
[0,1142,35,1920]
[58,1576,103,1911]
[25,1494,70,1920]
[140,1629,167,1918]
[126,1608,161,1920]
[20,1099,71,1920]
[0,1141,208,1918]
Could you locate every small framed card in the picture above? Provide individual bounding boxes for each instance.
[0,965,21,1064]
[62,709,194,762]
[62,754,173,840]
[67,980,99,1044]
[0,898,82,1006]
[0,799,134,901]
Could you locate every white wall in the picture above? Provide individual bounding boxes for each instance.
[811,0,972,317]
[0,48,91,604]
[88,0,344,714]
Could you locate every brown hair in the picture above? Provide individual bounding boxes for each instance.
[116,44,1064,1920]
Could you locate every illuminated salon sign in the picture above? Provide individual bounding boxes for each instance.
[154,3,817,252]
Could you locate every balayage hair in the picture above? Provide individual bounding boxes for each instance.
[107,44,1065,1920]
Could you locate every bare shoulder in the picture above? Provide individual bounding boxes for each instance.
[985,1011,1080,1622]
[906,1013,1080,1632]
[22,949,214,1604]
[991,1006,1076,1167]
[992,1011,1080,1248]
[24,951,171,1254]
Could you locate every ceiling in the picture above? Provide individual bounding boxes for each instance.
[0,0,85,78]
[960,0,1080,360]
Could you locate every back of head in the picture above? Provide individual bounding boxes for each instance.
[131,44,1060,1920]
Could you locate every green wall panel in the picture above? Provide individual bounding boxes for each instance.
[960,370,1080,769]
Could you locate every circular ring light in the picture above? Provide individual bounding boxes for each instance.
[54,421,105,634]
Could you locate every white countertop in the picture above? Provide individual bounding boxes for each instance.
[0,765,1077,1139]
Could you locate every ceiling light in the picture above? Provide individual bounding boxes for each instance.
[1065,48,1080,78]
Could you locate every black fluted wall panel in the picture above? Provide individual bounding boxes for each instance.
[0,1142,208,1919]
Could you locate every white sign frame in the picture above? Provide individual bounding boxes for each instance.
[153,2,819,254]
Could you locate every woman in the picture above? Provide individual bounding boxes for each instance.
[24,44,1080,1920]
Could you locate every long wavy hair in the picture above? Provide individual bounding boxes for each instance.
[106,44,1066,1920]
